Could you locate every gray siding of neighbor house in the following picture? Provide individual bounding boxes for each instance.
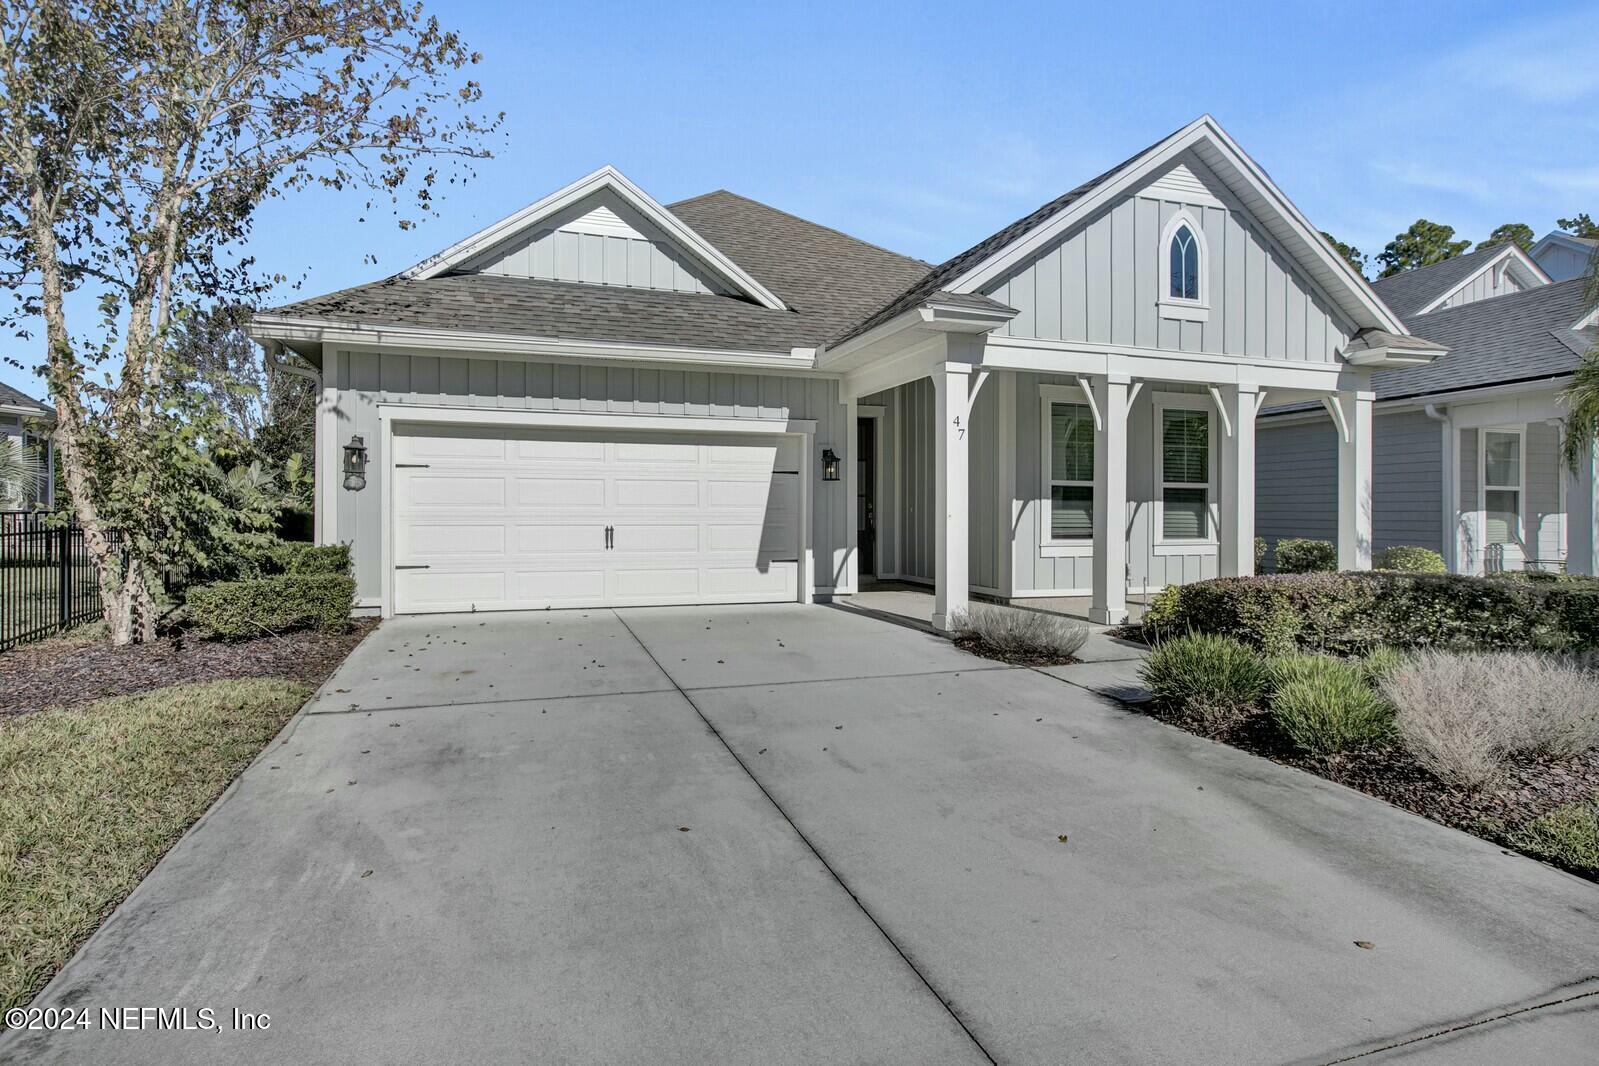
[457,191,727,296]
[1534,241,1593,283]
[1257,410,1445,565]
[984,155,1355,363]
[327,350,849,604]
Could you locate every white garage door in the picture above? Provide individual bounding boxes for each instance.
[392,424,802,614]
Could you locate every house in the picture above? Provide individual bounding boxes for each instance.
[1257,247,1599,576]
[1530,230,1599,283]
[0,382,55,510]
[249,115,1442,627]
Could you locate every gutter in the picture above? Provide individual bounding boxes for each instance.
[263,340,322,422]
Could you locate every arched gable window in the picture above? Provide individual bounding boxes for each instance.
[1169,224,1199,300]
[1159,211,1209,320]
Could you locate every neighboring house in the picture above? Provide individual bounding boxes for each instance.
[1530,230,1599,283]
[1258,250,1599,576]
[250,115,1441,627]
[0,382,55,510]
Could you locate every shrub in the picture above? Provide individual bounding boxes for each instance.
[1275,538,1338,574]
[187,573,355,639]
[953,606,1088,663]
[1266,653,1393,754]
[1144,572,1580,655]
[1382,652,1599,790]
[1374,545,1446,573]
[1504,802,1599,878]
[1140,583,1187,639]
[1254,536,1268,573]
[1358,645,1407,685]
[1140,633,1268,733]
[236,540,351,577]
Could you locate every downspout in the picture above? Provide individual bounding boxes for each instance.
[1423,404,1455,572]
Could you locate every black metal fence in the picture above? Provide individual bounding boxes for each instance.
[0,510,113,650]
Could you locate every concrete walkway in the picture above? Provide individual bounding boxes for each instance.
[6,605,1596,1064]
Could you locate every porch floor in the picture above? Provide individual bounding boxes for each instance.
[838,581,1147,632]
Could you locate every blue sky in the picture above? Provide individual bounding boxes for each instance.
[6,0,1597,397]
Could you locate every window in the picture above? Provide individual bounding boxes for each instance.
[1169,224,1199,301]
[1161,408,1210,539]
[1483,429,1522,545]
[1048,402,1094,539]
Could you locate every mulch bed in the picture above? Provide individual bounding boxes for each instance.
[1152,707,1599,880]
[952,634,1079,668]
[0,620,378,718]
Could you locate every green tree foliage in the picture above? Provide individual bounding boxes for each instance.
[1320,231,1368,276]
[1559,213,1599,239]
[1479,222,1534,253]
[1376,219,1473,278]
[0,1,499,643]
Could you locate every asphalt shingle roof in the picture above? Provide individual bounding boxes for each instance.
[1369,276,1595,402]
[268,190,936,354]
[0,382,52,418]
[1368,245,1509,320]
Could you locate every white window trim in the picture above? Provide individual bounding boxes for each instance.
[1480,424,1526,549]
[1158,210,1210,322]
[1039,383,1095,557]
[1153,391,1219,550]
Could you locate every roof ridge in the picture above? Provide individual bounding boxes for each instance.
[670,188,931,269]
[1404,272,1589,323]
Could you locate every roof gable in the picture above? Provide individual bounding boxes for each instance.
[837,115,1407,347]
[1370,243,1549,319]
[402,166,789,310]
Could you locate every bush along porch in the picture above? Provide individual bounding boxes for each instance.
[1135,570,1599,883]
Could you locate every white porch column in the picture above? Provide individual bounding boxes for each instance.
[1091,374,1129,625]
[1335,389,1375,570]
[1566,436,1599,576]
[931,361,971,631]
[1219,383,1259,577]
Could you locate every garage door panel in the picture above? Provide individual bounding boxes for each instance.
[614,478,699,509]
[404,523,506,556]
[392,424,803,614]
[407,476,506,508]
[514,477,606,508]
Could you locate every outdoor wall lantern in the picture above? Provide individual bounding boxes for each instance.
[343,434,368,492]
[821,447,841,482]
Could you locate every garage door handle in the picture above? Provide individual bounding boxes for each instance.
[605,525,614,550]
[396,565,430,570]
[395,463,430,468]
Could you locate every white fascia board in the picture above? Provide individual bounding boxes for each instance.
[399,165,787,311]
[1342,347,1443,369]
[248,315,816,372]
[0,403,53,419]
[980,335,1365,392]
[1575,306,1599,331]
[1531,231,1599,258]
[945,115,1408,337]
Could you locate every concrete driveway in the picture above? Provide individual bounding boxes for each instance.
[5,605,1596,1064]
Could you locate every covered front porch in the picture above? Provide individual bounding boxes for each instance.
[830,326,1388,631]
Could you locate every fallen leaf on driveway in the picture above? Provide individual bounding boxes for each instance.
[677,826,691,832]
[1354,941,1375,950]
[1057,835,1069,844]
[361,870,373,878]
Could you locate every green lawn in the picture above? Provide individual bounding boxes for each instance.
[0,679,310,1013]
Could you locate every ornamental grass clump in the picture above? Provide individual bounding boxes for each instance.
[952,606,1090,664]
[1382,651,1599,790]
[1266,653,1394,755]
[1140,633,1267,734]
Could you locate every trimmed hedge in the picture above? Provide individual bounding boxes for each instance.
[1374,545,1446,573]
[187,574,355,639]
[1145,572,1599,655]
[1274,538,1338,574]
[235,540,352,577]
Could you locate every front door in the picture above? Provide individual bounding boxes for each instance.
[857,418,876,579]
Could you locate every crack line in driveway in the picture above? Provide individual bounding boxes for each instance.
[611,610,999,1066]
[680,663,1017,693]
[306,687,680,716]
[1313,980,1599,1064]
